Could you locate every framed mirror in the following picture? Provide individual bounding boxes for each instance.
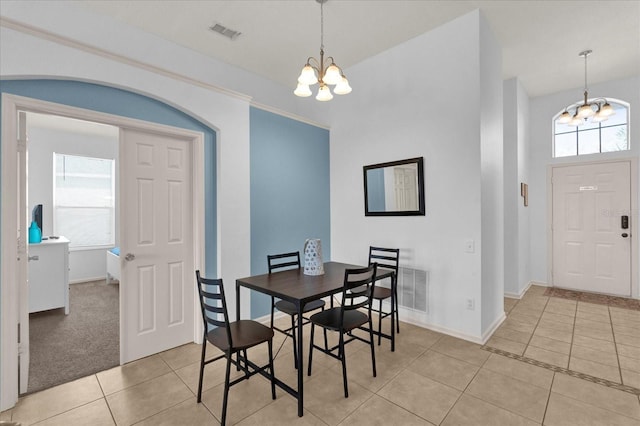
[363,157,425,216]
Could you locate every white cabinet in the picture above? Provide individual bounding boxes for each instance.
[28,237,69,314]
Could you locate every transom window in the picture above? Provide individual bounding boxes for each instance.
[553,100,629,158]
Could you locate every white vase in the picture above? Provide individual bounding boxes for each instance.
[303,238,324,275]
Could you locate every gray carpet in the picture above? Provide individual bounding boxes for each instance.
[27,280,119,394]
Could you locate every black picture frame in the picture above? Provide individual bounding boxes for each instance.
[363,157,425,216]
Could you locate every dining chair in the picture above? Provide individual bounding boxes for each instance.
[195,271,276,426]
[268,251,326,368]
[368,246,400,348]
[307,264,377,398]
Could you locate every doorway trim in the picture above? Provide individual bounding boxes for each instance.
[546,158,639,299]
[1,93,206,410]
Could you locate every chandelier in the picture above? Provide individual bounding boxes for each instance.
[558,50,615,126]
[294,0,351,101]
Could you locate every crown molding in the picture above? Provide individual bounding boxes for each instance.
[250,101,330,130]
[0,17,252,102]
[1,17,331,130]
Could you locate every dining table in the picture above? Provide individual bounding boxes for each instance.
[235,261,394,417]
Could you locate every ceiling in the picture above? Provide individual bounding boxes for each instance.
[74,1,639,98]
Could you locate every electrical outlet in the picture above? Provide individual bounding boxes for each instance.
[466,298,475,310]
[464,239,475,253]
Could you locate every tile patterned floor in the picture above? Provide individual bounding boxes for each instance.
[486,285,640,396]
[2,286,640,425]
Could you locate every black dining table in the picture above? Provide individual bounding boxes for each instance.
[235,261,394,417]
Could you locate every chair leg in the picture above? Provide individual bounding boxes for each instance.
[221,353,232,426]
[395,282,400,333]
[368,317,377,378]
[268,339,276,400]
[197,332,207,403]
[321,306,328,350]
[339,331,349,398]
[242,349,249,379]
[270,296,275,329]
[377,299,383,345]
[323,328,328,351]
[291,315,298,370]
[307,323,315,376]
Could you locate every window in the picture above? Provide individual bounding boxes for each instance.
[54,153,115,249]
[553,100,629,158]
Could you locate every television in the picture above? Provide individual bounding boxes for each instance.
[32,204,43,235]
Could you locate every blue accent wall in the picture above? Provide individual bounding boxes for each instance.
[249,107,330,318]
[0,79,218,285]
[366,168,386,212]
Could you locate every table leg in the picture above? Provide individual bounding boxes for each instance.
[235,281,240,322]
[235,281,241,370]
[297,302,304,417]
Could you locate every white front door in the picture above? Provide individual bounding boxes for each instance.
[120,128,195,363]
[552,161,631,296]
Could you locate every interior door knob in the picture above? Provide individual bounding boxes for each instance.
[622,233,629,238]
[124,253,136,261]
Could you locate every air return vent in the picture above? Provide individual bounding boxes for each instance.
[397,267,429,313]
[209,23,241,40]
[372,267,429,314]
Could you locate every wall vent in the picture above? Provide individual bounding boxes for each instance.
[397,267,429,313]
[209,23,242,40]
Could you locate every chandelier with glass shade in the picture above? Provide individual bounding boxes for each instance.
[558,50,615,126]
[294,0,351,101]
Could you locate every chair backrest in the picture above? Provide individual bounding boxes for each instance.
[341,264,377,318]
[267,251,301,273]
[195,270,232,348]
[368,246,400,275]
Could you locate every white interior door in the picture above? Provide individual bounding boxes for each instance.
[120,128,195,363]
[17,111,29,393]
[552,161,631,296]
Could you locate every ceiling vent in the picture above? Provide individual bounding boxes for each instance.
[209,23,241,40]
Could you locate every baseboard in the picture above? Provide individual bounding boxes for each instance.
[69,277,109,285]
[256,299,499,346]
[398,308,485,344]
[531,281,549,287]
[480,312,506,345]
[505,280,549,299]
[504,281,533,299]
[254,311,284,325]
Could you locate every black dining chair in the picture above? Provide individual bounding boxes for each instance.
[307,264,377,398]
[368,246,400,348]
[195,271,276,426]
[268,251,326,368]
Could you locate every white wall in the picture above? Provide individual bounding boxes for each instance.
[27,118,119,283]
[529,76,640,296]
[503,78,531,298]
[517,80,531,294]
[479,15,504,333]
[329,10,502,341]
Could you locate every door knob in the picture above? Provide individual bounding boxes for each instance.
[124,253,136,261]
[622,233,629,238]
[28,255,39,261]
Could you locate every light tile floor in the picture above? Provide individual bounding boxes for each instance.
[2,287,639,425]
[488,285,640,392]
